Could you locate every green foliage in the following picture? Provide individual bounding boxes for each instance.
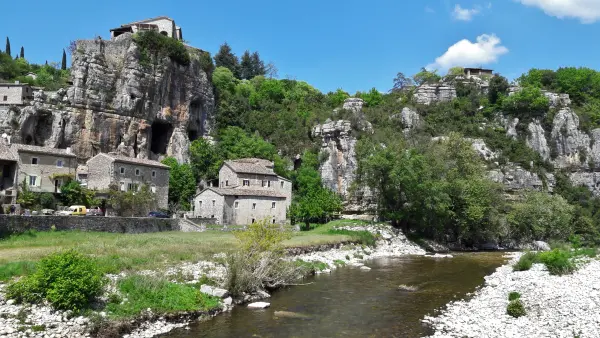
[6,250,105,311]
[60,179,97,207]
[106,275,220,318]
[327,229,377,247]
[333,259,346,267]
[133,30,190,66]
[502,86,550,120]
[234,218,291,253]
[161,157,196,210]
[38,193,55,209]
[214,42,240,78]
[16,179,36,208]
[413,68,441,86]
[507,299,526,318]
[392,72,414,92]
[295,260,329,274]
[537,249,576,275]
[189,138,221,182]
[5,37,11,56]
[513,252,537,272]
[508,292,521,301]
[61,49,67,70]
[0,261,37,282]
[507,191,575,242]
[488,75,510,104]
[357,88,383,107]
[518,67,600,106]
[290,152,342,229]
[239,50,266,80]
[108,184,158,217]
[327,89,350,107]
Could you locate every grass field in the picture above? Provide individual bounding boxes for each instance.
[0,220,370,281]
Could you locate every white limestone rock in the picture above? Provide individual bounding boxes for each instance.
[247,302,271,309]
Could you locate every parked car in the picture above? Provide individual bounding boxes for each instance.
[87,207,103,217]
[41,209,55,216]
[57,205,87,216]
[148,211,170,218]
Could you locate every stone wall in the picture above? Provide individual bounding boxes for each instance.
[0,215,180,237]
[0,85,29,105]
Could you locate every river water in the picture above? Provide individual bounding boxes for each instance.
[163,253,507,338]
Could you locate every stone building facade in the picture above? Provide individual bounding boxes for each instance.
[0,83,34,105]
[110,16,183,41]
[86,153,170,209]
[192,158,292,225]
[14,144,78,194]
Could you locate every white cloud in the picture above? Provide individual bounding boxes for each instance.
[452,4,481,21]
[517,0,600,23]
[427,34,509,70]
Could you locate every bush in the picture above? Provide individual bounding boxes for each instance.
[537,249,575,275]
[327,229,377,247]
[507,299,526,318]
[513,252,538,272]
[106,275,220,318]
[133,30,190,66]
[295,260,329,274]
[508,292,521,301]
[6,250,106,311]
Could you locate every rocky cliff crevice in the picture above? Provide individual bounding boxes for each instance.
[0,34,215,163]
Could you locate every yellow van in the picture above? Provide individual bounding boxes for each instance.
[60,205,86,216]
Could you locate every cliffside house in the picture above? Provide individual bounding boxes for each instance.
[464,67,494,78]
[192,158,292,225]
[0,82,34,105]
[110,16,183,41]
[0,141,18,204]
[86,153,170,209]
[14,144,77,194]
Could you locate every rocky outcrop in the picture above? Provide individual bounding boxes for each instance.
[551,108,591,168]
[0,34,214,163]
[488,164,555,193]
[413,84,456,105]
[526,120,550,161]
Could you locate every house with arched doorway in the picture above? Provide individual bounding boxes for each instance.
[110,16,183,41]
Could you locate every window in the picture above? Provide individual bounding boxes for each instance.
[243,179,250,187]
[211,215,215,219]
[252,203,256,210]
[262,180,266,187]
[56,159,64,168]
[268,181,271,188]
[28,175,37,186]
[151,185,156,193]
[127,183,133,191]
[273,219,276,224]
[234,201,239,209]
[152,170,156,178]
[31,157,38,165]
[135,168,141,176]
[198,201,203,208]
[212,200,216,207]
[225,180,229,186]
[2,96,6,101]
[252,218,256,224]
[280,181,284,188]
[272,202,276,209]
[120,182,125,191]
[120,167,125,174]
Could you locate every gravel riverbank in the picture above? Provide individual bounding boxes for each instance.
[424,253,600,338]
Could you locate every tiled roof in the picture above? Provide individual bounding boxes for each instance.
[125,16,174,26]
[0,143,18,161]
[14,144,77,157]
[224,158,276,176]
[198,187,287,199]
[98,153,170,169]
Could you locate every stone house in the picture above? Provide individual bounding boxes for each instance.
[13,144,78,194]
[0,141,18,204]
[464,67,493,78]
[86,153,170,209]
[110,16,183,41]
[0,82,34,105]
[192,158,292,225]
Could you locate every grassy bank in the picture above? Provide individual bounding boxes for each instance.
[0,220,373,281]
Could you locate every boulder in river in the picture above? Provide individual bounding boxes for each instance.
[200,285,230,298]
[248,302,271,309]
[532,241,551,251]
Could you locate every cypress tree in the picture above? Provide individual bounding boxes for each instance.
[250,52,266,77]
[214,42,240,78]
[5,37,10,56]
[19,46,24,59]
[239,50,253,80]
[61,49,67,70]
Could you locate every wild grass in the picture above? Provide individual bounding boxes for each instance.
[513,248,597,275]
[106,275,221,318]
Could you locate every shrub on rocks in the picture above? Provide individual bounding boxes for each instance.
[507,299,526,318]
[537,249,575,275]
[513,252,538,271]
[508,292,521,301]
[6,250,106,311]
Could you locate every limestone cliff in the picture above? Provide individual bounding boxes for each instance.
[0,34,215,163]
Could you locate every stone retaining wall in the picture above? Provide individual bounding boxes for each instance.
[0,215,179,237]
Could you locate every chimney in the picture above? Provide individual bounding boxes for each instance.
[66,147,71,154]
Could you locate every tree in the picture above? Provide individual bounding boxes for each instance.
[290,152,342,230]
[161,157,196,211]
[488,75,510,104]
[392,72,414,92]
[250,52,265,77]
[501,86,550,119]
[108,184,157,217]
[5,37,10,56]
[16,179,36,208]
[189,138,221,184]
[265,62,278,79]
[413,68,442,86]
[60,179,96,207]
[214,42,240,78]
[19,46,24,59]
[61,49,67,70]
[240,50,253,80]
[448,66,464,76]
[357,88,383,107]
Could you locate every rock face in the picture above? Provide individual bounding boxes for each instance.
[488,164,555,193]
[413,84,457,105]
[0,34,215,163]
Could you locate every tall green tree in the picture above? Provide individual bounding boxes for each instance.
[161,157,196,211]
[240,50,253,80]
[19,46,24,59]
[488,75,509,104]
[214,42,240,78]
[5,37,10,56]
[189,138,221,183]
[61,49,67,70]
[250,52,265,77]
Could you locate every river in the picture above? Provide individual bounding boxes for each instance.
[163,253,507,338]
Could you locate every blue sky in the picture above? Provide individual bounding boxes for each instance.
[1,0,599,93]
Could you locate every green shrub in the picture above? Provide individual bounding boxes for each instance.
[106,275,220,318]
[507,299,526,318]
[327,229,377,247]
[6,250,106,311]
[538,249,575,275]
[333,259,346,267]
[133,30,190,66]
[508,292,521,301]
[0,261,37,281]
[295,260,328,274]
[513,252,538,272]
